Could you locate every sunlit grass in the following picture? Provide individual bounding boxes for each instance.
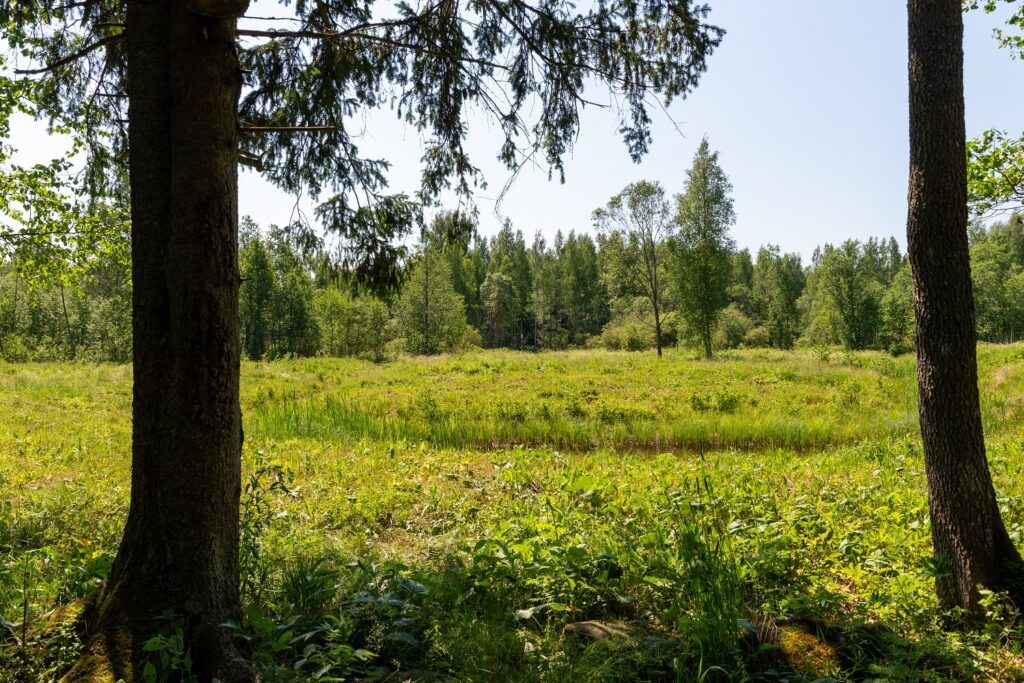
[246,348,932,451]
[4,344,1024,680]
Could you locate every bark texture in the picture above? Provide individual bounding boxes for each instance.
[65,1,252,679]
[906,0,1023,615]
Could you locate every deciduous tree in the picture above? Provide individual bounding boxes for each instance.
[752,246,804,350]
[673,138,735,359]
[907,0,1024,616]
[815,241,882,351]
[965,1,1024,216]
[594,180,674,356]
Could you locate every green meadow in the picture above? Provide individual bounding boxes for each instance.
[5,345,1024,681]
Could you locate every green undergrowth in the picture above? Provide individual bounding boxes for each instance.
[246,349,927,452]
[4,346,1024,680]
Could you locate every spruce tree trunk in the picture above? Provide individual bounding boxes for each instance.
[906,0,1023,616]
[68,1,253,679]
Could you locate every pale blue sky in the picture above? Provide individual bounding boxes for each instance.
[11,1,1024,260]
[236,1,1024,259]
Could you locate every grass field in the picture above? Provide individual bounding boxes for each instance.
[5,346,1024,681]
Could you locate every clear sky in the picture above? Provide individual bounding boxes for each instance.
[9,1,1024,260]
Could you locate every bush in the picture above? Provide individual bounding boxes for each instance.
[460,325,483,350]
[494,398,529,422]
[600,319,654,351]
[714,304,753,350]
[314,289,393,360]
[384,337,407,359]
[743,326,770,348]
[689,389,741,413]
[0,334,31,362]
[659,311,679,348]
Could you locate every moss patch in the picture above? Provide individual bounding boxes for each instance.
[776,624,840,678]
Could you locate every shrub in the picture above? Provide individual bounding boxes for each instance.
[495,398,529,423]
[743,326,770,348]
[600,319,654,351]
[460,325,483,350]
[714,304,753,350]
[689,389,741,413]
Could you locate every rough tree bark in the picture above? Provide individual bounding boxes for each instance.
[906,0,1024,616]
[64,0,253,679]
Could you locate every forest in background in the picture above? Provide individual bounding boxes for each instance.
[5,113,1024,365]
[4,206,1023,363]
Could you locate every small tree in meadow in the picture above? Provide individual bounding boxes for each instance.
[396,251,467,355]
[594,180,675,356]
[673,138,736,359]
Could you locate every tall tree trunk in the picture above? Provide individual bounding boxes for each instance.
[66,1,253,680]
[703,322,712,360]
[653,300,663,357]
[906,0,1023,617]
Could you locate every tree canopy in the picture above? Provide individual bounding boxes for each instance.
[965,0,1024,216]
[3,0,724,288]
[594,179,674,355]
[673,137,735,358]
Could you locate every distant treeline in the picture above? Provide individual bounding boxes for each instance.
[2,211,1023,363]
